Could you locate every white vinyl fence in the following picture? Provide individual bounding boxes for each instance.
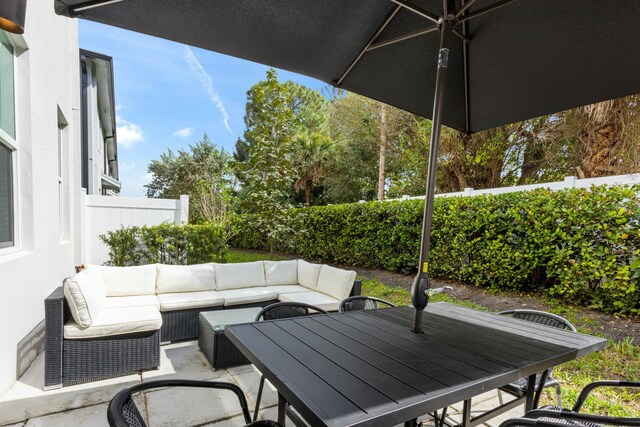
[82,193,189,265]
[394,173,640,201]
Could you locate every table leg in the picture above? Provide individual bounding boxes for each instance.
[278,393,286,426]
[461,399,471,427]
[404,419,418,427]
[525,374,536,412]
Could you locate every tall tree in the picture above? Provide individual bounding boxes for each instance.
[291,129,333,207]
[145,134,233,223]
[378,103,388,200]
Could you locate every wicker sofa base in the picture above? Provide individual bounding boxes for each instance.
[61,330,160,386]
[160,299,279,342]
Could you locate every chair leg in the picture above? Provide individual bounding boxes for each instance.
[553,383,562,407]
[253,375,266,422]
[497,389,504,405]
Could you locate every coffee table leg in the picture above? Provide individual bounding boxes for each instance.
[278,393,286,426]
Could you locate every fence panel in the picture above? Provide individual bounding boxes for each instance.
[83,193,188,265]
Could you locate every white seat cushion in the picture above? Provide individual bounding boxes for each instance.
[268,285,309,295]
[102,295,160,310]
[264,260,298,286]
[85,264,157,296]
[217,288,278,307]
[215,261,267,290]
[156,263,216,294]
[316,265,357,301]
[63,270,107,328]
[157,291,224,311]
[278,291,341,312]
[64,306,162,339]
[297,260,322,289]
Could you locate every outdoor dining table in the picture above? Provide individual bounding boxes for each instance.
[225,302,607,427]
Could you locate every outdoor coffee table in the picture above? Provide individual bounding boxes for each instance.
[226,302,606,427]
[198,307,262,370]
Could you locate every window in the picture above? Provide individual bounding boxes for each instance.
[0,30,16,250]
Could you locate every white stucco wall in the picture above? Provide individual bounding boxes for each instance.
[0,0,80,394]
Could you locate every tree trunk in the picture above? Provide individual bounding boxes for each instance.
[305,180,312,207]
[377,103,387,201]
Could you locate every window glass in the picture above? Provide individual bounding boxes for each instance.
[0,31,15,138]
[0,143,13,248]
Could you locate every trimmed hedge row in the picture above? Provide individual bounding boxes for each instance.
[231,186,640,314]
[100,222,227,266]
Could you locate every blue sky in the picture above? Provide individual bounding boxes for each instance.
[79,21,327,197]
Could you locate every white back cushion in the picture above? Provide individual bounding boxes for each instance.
[316,265,357,301]
[264,260,298,286]
[85,264,157,296]
[215,261,266,290]
[63,270,107,328]
[156,263,216,294]
[297,259,322,289]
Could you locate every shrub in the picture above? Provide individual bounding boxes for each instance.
[100,222,228,266]
[231,185,640,314]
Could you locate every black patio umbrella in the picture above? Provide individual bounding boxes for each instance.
[54,0,640,333]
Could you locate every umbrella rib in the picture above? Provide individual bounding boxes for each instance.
[68,0,123,14]
[367,25,439,52]
[390,0,441,25]
[336,5,402,86]
[454,0,478,19]
[457,0,519,23]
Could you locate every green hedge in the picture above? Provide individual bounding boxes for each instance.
[100,222,227,266]
[231,186,640,314]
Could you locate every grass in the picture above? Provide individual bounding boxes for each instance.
[226,248,640,417]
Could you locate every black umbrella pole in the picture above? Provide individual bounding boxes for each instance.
[411,22,453,334]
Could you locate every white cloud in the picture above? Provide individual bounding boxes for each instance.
[183,46,232,133]
[173,127,195,138]
[116,115,143,149]
[119,162,135,173]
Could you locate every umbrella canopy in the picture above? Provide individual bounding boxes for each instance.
[55,0,640,331]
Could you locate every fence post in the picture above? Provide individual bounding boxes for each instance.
[179,195,189,224]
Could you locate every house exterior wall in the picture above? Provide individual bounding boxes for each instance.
[0,0,80,394]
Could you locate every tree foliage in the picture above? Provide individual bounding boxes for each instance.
[145,134,234,224]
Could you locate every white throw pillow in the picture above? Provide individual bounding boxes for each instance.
[264,260,298,286]
[297,260,322,289]
[316,265,357,301]
[156,263,216,294]
[214,261,266,290]
[85,264,157,296]
[63,270,107,328]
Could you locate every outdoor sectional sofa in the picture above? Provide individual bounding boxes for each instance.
[44,259,360,389]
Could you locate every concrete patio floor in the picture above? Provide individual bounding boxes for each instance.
[0,341,527,427]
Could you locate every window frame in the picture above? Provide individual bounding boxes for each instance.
[0,30,18,253]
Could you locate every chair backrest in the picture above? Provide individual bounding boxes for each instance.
[339,296,396,312]
[107,379,253,427]
[255,302,328,322]
[498,309,576,332]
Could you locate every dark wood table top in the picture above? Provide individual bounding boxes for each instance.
[226,302,607,427]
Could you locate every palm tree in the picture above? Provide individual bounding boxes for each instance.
[291,129,333,207]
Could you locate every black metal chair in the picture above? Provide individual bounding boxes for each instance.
[107,379,281,427]
[338,295,396,312]
[498,309,577,409]
[499,380,640,427]
[253,302,329,422]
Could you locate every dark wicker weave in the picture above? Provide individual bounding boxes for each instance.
[253,302,328,421]
[500,381,640,427]
[498,309,577,408]
[198,309,262,369]
[160,306,223,342]
[45,287,161,389]
[107,379,282,427]
[339,296,396,312]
